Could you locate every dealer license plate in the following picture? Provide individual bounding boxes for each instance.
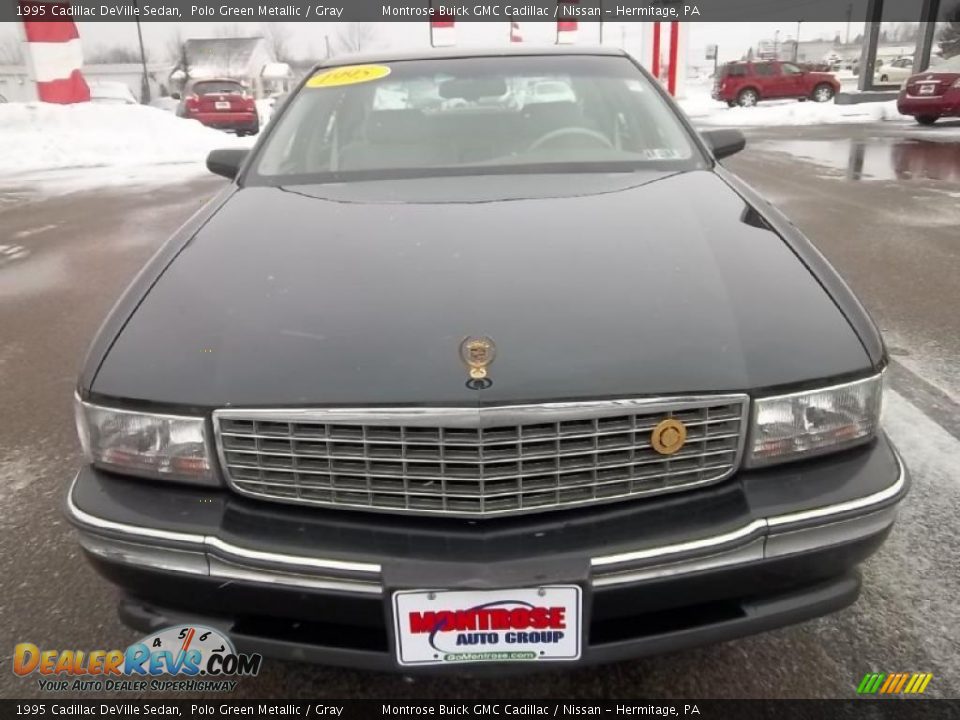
[215,101,230,109]
[392,586,582,666]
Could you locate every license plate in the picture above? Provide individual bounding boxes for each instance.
[215,101,230,109]
[392,586,582,666]
[919,85,935,95]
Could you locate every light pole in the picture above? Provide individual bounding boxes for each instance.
[133,0,150,103]
[795,21,803,62]
[774,30,780,59]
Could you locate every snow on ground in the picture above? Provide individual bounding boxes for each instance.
[679,80,911,128]
[0,102,254,195]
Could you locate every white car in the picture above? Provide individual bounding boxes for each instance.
[149,96,180,113]
[87,81,138,105]
[876,57,914,84]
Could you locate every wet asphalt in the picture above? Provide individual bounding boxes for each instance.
[0,121,958,700]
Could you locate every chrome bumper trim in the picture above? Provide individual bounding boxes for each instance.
[591,448,907,586]
[66,475,383,594]
[68,447,905,594]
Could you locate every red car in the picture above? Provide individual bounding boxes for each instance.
[712,61,840,107]
[897,55,960,125]
[176,79,259,136]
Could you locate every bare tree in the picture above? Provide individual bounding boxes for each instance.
[165,29,185,62]
[86,45,146,64]
[0,34,23,64]
[214,24,253,39]
[262,23,291,63]
[940,4,960,58]
[166,29,190,92]
[329,23,381,56]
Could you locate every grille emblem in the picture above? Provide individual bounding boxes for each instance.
[651,418,687,455]
[459,336,497,380]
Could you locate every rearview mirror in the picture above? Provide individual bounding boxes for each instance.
[701,129,746,160]
[206,148,249,180]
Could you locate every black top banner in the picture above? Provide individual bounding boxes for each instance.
[3,0,955,23]
[4,700,960,720]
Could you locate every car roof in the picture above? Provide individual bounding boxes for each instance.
[310,45,627,73]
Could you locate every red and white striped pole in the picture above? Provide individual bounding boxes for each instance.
[667,21,680,96]
[18,1,89,103]
[651,22,662,79]
[429,1,455,47]
[556,0,578,44]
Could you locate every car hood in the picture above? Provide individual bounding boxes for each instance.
[92,171,871,407]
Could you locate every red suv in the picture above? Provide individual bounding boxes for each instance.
[713,61,841,107]
[897,55,960,125]
[176,79,259,136]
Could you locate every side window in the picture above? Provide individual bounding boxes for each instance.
[726,65,747,77]
[753,64,775,76]
[781,63,803,75]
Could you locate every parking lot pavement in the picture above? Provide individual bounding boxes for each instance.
[1,123,958,699]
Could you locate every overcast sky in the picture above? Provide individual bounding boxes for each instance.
[0,21,886,66]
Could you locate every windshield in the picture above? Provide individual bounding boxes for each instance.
[192,81,245,96]
[250,55,701,185]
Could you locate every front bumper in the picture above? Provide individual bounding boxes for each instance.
[66,434,907,673]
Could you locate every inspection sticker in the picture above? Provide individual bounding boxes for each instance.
[306,64,392,88]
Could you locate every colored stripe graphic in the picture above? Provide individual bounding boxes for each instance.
[857,672,932,695]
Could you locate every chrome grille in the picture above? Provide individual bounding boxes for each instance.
[214,396,748,517]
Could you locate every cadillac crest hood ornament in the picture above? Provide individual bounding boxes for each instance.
[459,336,497,380]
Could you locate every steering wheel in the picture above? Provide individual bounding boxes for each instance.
[528,127,614,152]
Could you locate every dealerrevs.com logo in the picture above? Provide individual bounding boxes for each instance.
[13,625,262,693]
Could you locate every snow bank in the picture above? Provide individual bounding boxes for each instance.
[683,98,908,127]
[0,102,253,179]
[678,79,910,127]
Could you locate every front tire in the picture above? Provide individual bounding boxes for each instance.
[812,84,835,103]
[917,115,938,126]
[737,88,759,107]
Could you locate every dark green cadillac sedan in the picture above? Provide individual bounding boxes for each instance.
[69,47,907,672]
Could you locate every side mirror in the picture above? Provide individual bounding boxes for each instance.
[171,92,181,100]
[702,129,746,160]
[206,148,249,180]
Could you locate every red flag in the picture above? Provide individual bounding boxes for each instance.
[19,1,90,103]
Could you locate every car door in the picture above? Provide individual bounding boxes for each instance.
[779,62,807,98]
[751,62,778,98]
[892,59,913,82]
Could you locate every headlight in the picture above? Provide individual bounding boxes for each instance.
[747,374,883,467]
[74,396,217,485]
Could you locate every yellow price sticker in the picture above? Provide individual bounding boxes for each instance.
[306,64,392,89]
